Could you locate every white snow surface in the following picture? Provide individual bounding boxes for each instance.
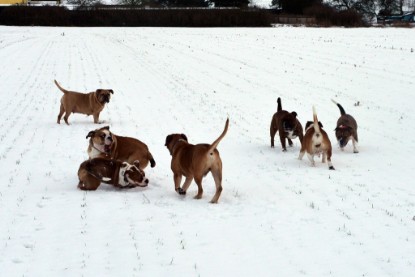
[0,26,414,276]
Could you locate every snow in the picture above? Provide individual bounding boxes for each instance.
[0,26,414,276]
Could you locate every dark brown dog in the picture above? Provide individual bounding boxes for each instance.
[86,126,156,170]
[331,99,359,153]
[55,80,113,125]
[299,107,335,170]
[270,97,303,151]
[165,118,229,204]
[78,158,148,190]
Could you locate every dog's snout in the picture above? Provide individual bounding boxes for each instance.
[145,179,149,184]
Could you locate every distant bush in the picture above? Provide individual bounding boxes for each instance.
[0,6,272,27]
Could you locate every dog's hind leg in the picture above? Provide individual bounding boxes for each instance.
[210,168,223,204]
[307,153,315,167]
[63,112,71,125]
[352,137,359,153]
[181,176,194,195]
[327,149,335,170]
[288,138,293,147]
[193,176,204,200]
[57,104,65,124]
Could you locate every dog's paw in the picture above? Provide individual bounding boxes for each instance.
[353,150,359,153]
[178,188,186,195]
[329,166,335,170]
[282,148,287,152]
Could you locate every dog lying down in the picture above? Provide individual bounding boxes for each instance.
[78,158,148,190]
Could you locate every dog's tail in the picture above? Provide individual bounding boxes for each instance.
[54,80,69,94]
[312,106,321,134]
[148,151,156,168]
[331,99,346,115]
[277,97,282,112]
[208,118,229,155]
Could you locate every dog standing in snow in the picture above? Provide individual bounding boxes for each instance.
[299,106,335,170]
[164,118,229,204]
[270,97,303,151]
[55,80,113,125]
[331,99,359,153]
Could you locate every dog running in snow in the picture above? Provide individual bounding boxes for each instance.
[331,99,359,153]
[299,106,335,170]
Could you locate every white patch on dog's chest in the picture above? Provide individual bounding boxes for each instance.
[286,131,297,139]
[88,146,102,158]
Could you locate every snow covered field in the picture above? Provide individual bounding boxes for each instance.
[0,26,414,276]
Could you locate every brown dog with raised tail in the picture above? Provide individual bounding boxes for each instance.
[165,118,229,204]
[270,97,303,151]
[299,106,335,170]
[331,99,359,153]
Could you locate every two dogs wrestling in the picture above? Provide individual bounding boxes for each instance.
[270,97,359,170]
[78,126,156,190]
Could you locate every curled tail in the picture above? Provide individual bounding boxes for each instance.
[277,97,282,112]
[148,151,156,168]
[331,99,346,115]
[208,118,229,154]
[312,106,321,134]
[54,80,69,94]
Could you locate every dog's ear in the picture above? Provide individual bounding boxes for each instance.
[86,131,95,139]
[165,135,173,146]
[109,89,114,94]
[102,126,110,130]
[305,121,313,130]
[291,112,297,117]
[96,89,102,94]
[318,121,324,128]
[180,134,188,142]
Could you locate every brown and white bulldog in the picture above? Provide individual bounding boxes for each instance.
[78,158,148,190]
[165,118,229,204]
[55,80,113,125]
[331,99,359,153]
[299,107,335,170]
[86,126,156,170]
[270,97,303,151]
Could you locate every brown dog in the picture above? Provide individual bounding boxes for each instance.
[270,97,303,151]
[299,107,335,170]
[78,158,148,190]
[165,118,229,204]
[55,80,113,125]
[86,126,156,170]
[331,99,359,153]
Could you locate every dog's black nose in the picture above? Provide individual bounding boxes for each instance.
[145,179,149,184]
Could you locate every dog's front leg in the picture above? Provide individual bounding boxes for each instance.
[93,112,101,124]
[174,173,184,194]
[279,135,287,151]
